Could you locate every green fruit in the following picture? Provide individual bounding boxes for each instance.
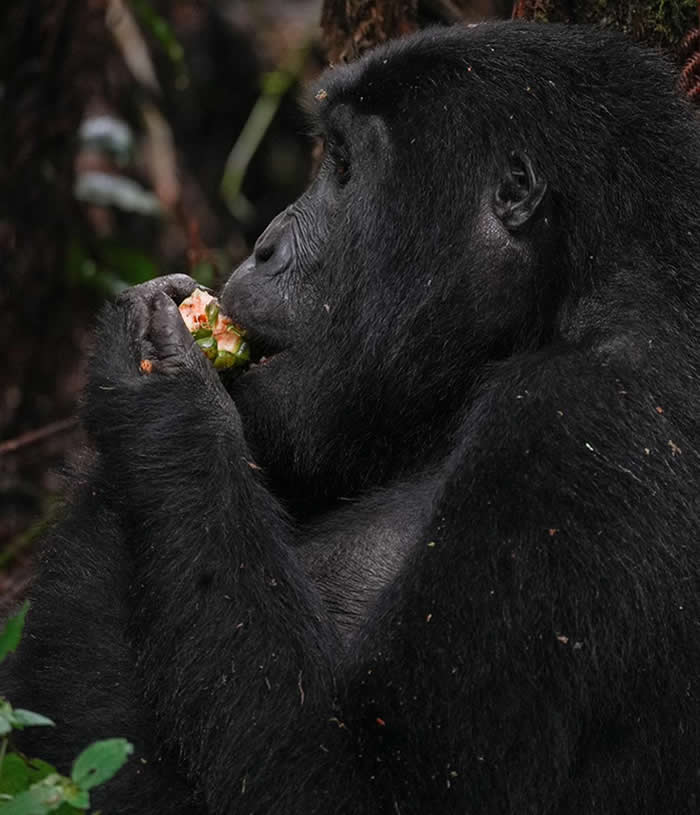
[196,335,218,360]
[179,289,250,371]
[234,342,250,364]
[205,301,220,328]
[214,350,236,370]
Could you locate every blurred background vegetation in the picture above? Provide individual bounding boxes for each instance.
[0,0,327,611]
[0,0,697,613]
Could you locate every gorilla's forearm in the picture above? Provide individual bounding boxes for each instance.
[75,282,343,808]
[111,414,341,809]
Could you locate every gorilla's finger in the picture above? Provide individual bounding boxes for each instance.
[128,295,150,348]
[118,274,203,308]
[149,291,195,361]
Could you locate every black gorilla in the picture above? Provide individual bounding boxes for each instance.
[5,21,700,815]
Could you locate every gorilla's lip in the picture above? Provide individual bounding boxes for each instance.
[247,348,279,369]
[219,308,287,368]
[241,340,288,374]
[243,331,287,367]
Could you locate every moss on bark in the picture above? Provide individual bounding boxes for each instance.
[514,0,698,50]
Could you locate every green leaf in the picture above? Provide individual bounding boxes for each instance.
[98,242,159,286]
[24,761,57,786]
[65,242,125,297]
[0,602,30,663]
[78,116,133,165]
[130,0,188,74]
[60,784,88,810]
[0,701,16,736]
[65,241,161,297]
[0,754,29,796]
[0,773,65,815]
[10,712,54,730]
[74,173,163,217]
[70,739,133,791]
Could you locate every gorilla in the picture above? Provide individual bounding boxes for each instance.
[4,20,700,815]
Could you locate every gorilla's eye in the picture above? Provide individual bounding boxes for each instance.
[334,154,351,183]
[326,138,351,185]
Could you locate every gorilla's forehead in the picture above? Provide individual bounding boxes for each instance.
[308,21,669,124]
[308,25,488,119]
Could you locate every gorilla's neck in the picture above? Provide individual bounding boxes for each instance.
[233,362,475,517]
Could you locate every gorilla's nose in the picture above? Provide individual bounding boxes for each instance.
[255,240,274,263]
[253,210,293,276]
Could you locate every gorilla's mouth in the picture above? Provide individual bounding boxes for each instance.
[218,269,292,372]
[222,313,287,371]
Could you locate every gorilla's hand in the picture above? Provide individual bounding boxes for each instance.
[118,274,214,380]
[84,274,244,475]
[90,273,230,389]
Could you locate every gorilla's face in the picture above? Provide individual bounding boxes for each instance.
[220,127,349,371]
[220,37,554,495]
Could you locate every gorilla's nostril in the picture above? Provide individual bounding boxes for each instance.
[255,243,275,264]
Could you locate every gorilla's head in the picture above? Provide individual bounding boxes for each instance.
[221,23,700,501]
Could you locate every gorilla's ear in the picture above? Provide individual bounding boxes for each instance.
[493,152,547,232]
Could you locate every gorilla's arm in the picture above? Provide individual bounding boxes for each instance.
[342,350,700,814]
[83,279,345,812]
[3,497,203,815]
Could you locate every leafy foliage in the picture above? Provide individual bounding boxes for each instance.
[0,606,133,813]
[0,605,29,664]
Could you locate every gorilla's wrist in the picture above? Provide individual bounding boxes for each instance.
[84,371,244,478]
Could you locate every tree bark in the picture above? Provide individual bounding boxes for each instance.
[319,0,700,100]
[512,0,699,51]
[320,0,419,64]
[512,0,700,102]
[319,0,507,63]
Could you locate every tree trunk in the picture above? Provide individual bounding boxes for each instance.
[512,0,699,51]
[319,0,507,63]
[320,0,419,63]
[512,0,700,101]
[319,0,700,100]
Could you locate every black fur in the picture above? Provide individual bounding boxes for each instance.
[4,22,700,814]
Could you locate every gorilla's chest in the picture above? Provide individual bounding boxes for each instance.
[299,478,441,636]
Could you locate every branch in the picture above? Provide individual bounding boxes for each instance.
[0,418,78,456]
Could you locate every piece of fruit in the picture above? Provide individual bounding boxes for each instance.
[178,288,249,370]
